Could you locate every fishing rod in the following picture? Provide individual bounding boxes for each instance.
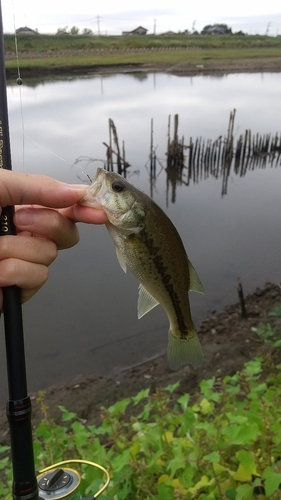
[0,3,110,500]
[0,2,39,499]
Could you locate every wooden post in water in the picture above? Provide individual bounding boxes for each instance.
[173,114,179,155]
[234,135,242,173]
[150,118,156,178]
[104,119,130,175]
[108,119,113,171]
[167,114,171,165]
[237,278,247,318]
[166,114,183,168]
[151,118,154,166]
[225,108,235,160]
[122,140,126,177]
[109,119,122,174]
[188,136,193,184]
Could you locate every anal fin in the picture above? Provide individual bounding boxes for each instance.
[138,284,159,319]
[188,259,204,294]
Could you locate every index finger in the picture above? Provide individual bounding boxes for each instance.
[59,204,108,225]
[0,170,87,208]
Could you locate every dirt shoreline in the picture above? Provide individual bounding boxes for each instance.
[0,282,280,440]
[6,57,281,80]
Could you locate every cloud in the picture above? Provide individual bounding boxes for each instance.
[1,0,280,34]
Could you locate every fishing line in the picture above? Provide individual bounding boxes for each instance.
[38,459,110,498]
[23,132,75,166]
[10,3,79,177]
[11,0,25,170]
[9,12,103,183]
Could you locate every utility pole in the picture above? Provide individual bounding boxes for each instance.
[154,19,156,35]
[265,21,271,35]
[97,15,100,35]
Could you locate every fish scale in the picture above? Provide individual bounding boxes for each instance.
[80,167,204,370]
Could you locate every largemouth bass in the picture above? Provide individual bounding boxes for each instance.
[81,168,204,370]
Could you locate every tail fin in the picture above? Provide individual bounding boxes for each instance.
[167,328,204,370]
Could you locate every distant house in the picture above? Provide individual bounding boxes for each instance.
[122,26,148,36]
[202,25,227,35]
[161,31,177,36]
[16,26,38,35]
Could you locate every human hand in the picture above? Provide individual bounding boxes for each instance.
[0,169,108,307]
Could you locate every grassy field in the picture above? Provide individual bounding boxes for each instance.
[4,34,281,75]
[4,33,281,52]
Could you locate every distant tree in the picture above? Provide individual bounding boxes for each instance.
[234,30,246,36]
[82,28,93,36]
[202,24,212,33]
[56,26,69,35]
[217,23,232,33]
[70,26,79,35]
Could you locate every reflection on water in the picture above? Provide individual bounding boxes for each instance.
[0,71,280,404]
[164,110,281,200]
[75,109,281,201]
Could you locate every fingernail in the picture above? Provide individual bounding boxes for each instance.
[67,184,88,192]
[14,208,35,227]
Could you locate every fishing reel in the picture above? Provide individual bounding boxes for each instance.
[36,459,110,500]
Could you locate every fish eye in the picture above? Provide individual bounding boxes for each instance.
[112,181,125,193]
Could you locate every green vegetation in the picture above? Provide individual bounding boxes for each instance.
[4,33,280,76]
[3,33,281,76]
[1,309,281,499]
[4,33,281,54]
[5,47,281,74]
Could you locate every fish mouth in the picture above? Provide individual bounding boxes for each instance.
[80,167,107,208]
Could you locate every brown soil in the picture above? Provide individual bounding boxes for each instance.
[6,57,281,80]
[0,282,280,442]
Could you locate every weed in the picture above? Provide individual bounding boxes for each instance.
[1,356,281,498]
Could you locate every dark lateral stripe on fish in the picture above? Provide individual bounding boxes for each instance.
[140,228,189,338]
[80,168,203,369]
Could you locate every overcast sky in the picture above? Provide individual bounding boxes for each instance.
[1,0,281,36]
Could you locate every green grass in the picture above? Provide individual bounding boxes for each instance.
[5,47,281,73]
[4,34,281,74]
[4,34,281,54]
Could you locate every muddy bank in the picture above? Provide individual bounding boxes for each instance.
[0,282,280,442]
[6,57,281,80]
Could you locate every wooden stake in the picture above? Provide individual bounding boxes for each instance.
[237,278,247,318]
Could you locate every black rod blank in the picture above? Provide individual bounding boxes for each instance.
[0,3,38,499]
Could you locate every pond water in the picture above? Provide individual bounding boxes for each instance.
[0,71,280,404]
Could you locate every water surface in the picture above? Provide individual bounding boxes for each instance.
[0,71,280,404]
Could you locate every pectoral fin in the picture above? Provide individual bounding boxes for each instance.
[138,284,159,319]
[115,246,127,273]
[188,260,204,294]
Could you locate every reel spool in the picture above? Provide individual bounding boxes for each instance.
[37,459,110,500]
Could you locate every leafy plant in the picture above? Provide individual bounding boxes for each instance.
[268,306,281,318]
[1,355,281,499]
[251,305,281,348]
[252,323,281,348]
